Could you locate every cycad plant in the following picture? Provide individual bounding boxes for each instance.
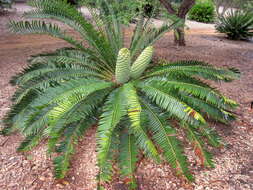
[1,0,239,189]
[216,10,253,40]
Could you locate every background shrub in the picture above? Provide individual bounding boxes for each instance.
[188,0,216,23]
[215,10,253,40]
[0,0,13,10]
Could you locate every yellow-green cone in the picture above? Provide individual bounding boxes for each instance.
[115,48,131,84]
[131,46,154,79]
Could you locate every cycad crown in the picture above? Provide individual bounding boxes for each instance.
[1,0,239,189]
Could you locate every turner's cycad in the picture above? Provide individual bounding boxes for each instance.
[1,0,239,189]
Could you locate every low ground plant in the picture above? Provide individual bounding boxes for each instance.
[216,10,253,40]
[0,0,13,12]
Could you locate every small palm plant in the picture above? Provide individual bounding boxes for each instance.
[216,10,253,40]
[1,0,239,189]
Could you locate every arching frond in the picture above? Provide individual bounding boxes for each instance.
[54,118,95,179]
[9,20,85,51]
[14,66,106,103]
[26,0,116,65]
[137,81,205,125]
[123,83,160,161]
[130,19,182,58]
[97,87,127,181]
[184,124,214,168]
[47,89,109,153]
[142,99,193,181]
[99,128,119,182]
[31,78,112,107]
[119,130,138,189]
[96,0,123,54]
[130,14,145,53]
[179,93,236,123]
[200,125,222,147]
[17,130,44,152]
[145,60,240,82]
[145,78,235,110]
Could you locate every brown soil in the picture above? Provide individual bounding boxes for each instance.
[0,12,253,190]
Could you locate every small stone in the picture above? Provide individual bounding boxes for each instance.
[39,176,45,181]
[56,184,64,188]
[62,180,69,185]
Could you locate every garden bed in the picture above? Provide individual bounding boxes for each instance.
[0,10,253,190]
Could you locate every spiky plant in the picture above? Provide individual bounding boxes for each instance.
[216,10,253,40]
[1,0,239,189]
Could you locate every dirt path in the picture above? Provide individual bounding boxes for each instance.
[0,6,253,190]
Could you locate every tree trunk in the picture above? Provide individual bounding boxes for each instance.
[159,0,195,46]
[174,27,185,46]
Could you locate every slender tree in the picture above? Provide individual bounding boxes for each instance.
[159,0,195,46]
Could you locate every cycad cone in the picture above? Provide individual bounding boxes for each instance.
[115,48,131,84]
[131,46,154,79]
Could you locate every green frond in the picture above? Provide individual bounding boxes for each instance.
[119,130,138,189]
[131,46,154,79]
[142,99,193,181]
[9,20,85,51]
[137,81,205,125]
[6,102,55,139]
[14,67,106,100]
[10,62,56,86]
[130,19,182,58]
[5,79,112,138]
[145,60,240,82]
[99,128,119,182]
[17,131,43,152]
[123,83,159,161]
[47,90,109,153]
[2,89,39,135]
[31,79,112,107]
[97,87,126,181]
[184,124,215,168]
[86,5,104,34]
[28,47,106,69]
[199,126,222,147]
[47,82,112,124]
[130,14,145,53]
[145,78,232,111]
[54,118,94,179]
[179,93,236,123]
[97,0,123,54]
[22,104,55,136]
[26,0,116,65]
[115,48,131,84]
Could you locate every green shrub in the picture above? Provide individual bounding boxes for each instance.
[241,1,253,12]
[0,0,13,10]
[216,10,253,40]
[2,0,239,189]
[188,1,216,23]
